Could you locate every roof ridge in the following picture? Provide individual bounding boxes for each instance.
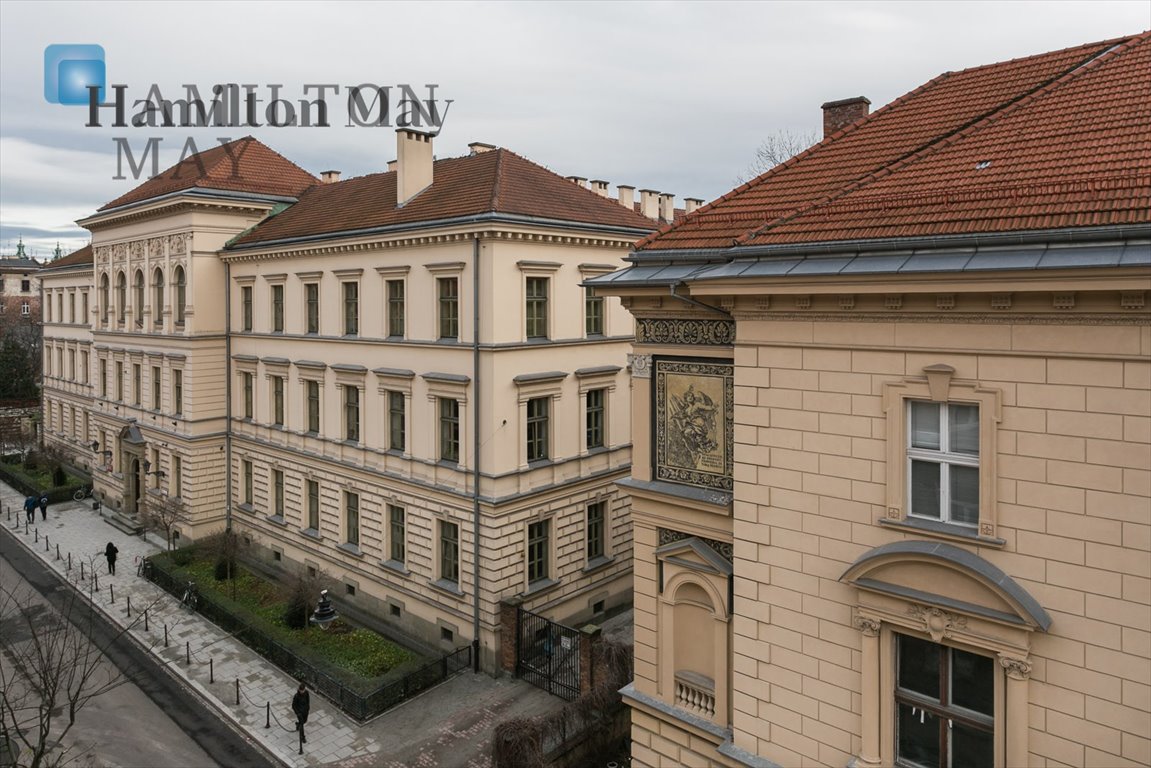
[737,34,1145,245]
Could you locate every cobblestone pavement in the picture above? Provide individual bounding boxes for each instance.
[0,481,565,767]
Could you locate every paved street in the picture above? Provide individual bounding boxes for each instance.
[0,480,565,768]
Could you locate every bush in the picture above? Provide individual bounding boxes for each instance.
[283,592,309,629]
[52,464,67,487]
[214,557,235,581]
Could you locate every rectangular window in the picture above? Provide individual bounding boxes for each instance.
[100,359,107,397]
[271,284,284,333]
[242,460,253,505]
[527,519,550,584]
[388,390,405,452]
[69,349,76,381]
[525,277,549,339]
[304,283,319,334]
[388,504,406,564]
[343,282,359,336]
[344,385,360,442]
[585,286,604,336]
[115,362,124,401]
[272,376,285,426]
[586,388,605,450]
[306,479,320,530]
[82,292,89,325]
[907,402,979,526]
[69,293,75,323]
[440,520,459,584]
[173,370,183,415]
[173,456,182,497]
[526,397,549,462]
[896,634,993,768]
[241,286,253,332]
[386,280,405,337]
[586,501,605,562]
[242,372,254,420]
[132,364,141,405]
[438,277,458,340]
[273,470,284,517]
[152,366,161,410]
[439,398,459,463]
[82,352,89,384]
[345,491,360,546]
[306,380,320,433]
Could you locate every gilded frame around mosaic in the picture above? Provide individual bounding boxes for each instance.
[653,358,734,491]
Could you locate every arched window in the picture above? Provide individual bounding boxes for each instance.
[152,267,164,326]
[116,272,127,322]
[133,270,144,326]
[99,273,109,321]
[173,265,186,325]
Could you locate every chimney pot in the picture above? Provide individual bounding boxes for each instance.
[684,197,704,214]
[320,170,341,184]
[468,142,497,155]
[387,160,397,172]
[617,185,635,210]
[659,193,675,223]
[396,129,434,206]
[639,189,660,220]
[821,96,871,138]
[590,180,610,197]
[566,176,588,188]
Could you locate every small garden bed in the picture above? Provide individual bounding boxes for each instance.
[152,543,421,689]
[0,452,85,502]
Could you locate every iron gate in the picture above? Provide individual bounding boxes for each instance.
[516,606,581,700]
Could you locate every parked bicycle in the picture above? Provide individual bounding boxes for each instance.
[135,555,152,579]
[73,485,95,502]
[180,581,198,612]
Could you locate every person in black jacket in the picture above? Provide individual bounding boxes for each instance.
[104,542,118,574]
[292,682,310,752]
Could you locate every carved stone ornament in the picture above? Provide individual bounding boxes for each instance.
[908,604,967,642]
[636,318,735,346]
[112,244,127,259]
[998,655,1032,680]
[169,233,187,255]
[148,238,165,258]
[129,240,144,259]
[95,246,110,264]
[657,528,733,561]
[628,353,652,379]
[854,615,882,637]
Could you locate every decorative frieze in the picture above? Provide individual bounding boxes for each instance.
[636,318,735,346]
[169,233,187,255]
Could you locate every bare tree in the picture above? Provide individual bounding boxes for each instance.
[0,580,124,768]
[139,492,188,551]
[735,129,819,185]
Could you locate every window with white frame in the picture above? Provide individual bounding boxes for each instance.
[386,279,404,337]
[271,284,285,333]
[585,388,605,450]
[585,286,604,336]
[342,281,359,336]
[526,397,550,462]
[525,277,549,339]
[304,282,319,334]
[906,401,979,527]
[437,277,459,340]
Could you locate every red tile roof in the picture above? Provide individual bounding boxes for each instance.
[230,148,654,247]
[639,32,1151,252]
[47,244,93,268]
[99,137,318,211]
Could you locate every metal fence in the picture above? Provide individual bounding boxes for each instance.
[516,605,581,700]
[147,557,471,721]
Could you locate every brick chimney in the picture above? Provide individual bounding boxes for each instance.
[639,189,660,219]
[590,180,610,197]
[684,197,704,214]
[387,160,397,172]
[821,96,871,138]
[617,185,635,210]
[396,128,433,206]
[320,170,341,184]
[659,193,675,222]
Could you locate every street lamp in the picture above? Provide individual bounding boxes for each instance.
[142,459,166,478]
[310,589,337,630]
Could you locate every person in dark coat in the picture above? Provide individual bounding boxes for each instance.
[39,494,48,521]
[104,541,118,574]
[24,495,36,524]
[292,682,310,750]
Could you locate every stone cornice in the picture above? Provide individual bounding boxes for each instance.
[730,310,1151,325]
[82,198,276,231]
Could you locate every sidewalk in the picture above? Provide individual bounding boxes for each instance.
[0,481,563,768]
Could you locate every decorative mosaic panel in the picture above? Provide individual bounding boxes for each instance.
[637,318,735,346]
[654,358,733,491]
[657,528,733,562]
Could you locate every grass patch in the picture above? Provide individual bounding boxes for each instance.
[155,549,421,687]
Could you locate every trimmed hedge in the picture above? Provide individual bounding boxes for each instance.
[0,458,83,503]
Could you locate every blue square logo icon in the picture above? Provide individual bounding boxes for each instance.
[44,44,105,104]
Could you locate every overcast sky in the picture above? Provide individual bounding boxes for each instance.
[1,0,1147,260]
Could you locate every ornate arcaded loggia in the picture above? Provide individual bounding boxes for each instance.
[998,655,1032,680]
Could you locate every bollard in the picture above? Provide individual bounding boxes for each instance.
[93,573,99,591]
[80,561,85,580]
[144,609,149,632]
[126,595,132,617]
[265,702,270,729]
[185,641,190,666]
[45,536,49,552]
[34,529,38,543]
[164,624,169,647]
[56,543,60,560]
[68,552,72,571]
[235,679,240,706]
[210,658,214,684]
[110,584,115,603]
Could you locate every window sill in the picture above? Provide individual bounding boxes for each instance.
[338,543,363,557]
[523,577,560,597]
[300,527,321,540]
[879,516,1005,548]
[380,559,409,576]
[527,458,553,469]
[583,556,614,574]
[430,578,464,597]
[237,503,254,514]
[266,514,286,526]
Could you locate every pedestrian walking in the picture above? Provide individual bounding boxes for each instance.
[292,682,310,752]
[39,494,48,521]
[104,541,118,575]
[23,495,36,524]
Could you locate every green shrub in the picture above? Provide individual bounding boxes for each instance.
[213,558,235,581]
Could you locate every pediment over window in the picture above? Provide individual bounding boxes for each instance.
[117,422,145,446]
[655,537,733,578]
[841,541,1051,632]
